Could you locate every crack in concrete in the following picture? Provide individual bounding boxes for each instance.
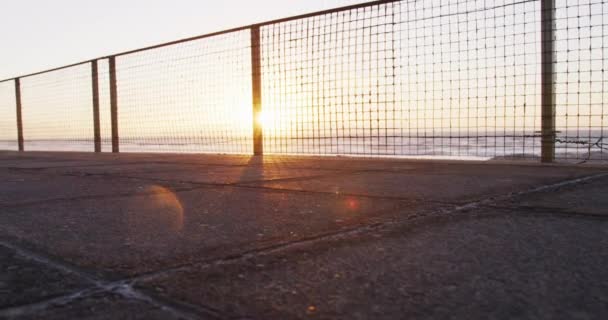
[485,204,608,220]
[63,170,459,204]
[4,156,606,209]
[0,168,458,209]
[448,172,608,212]
[0,287,107,319]
[0,185,204,209]
[128,172,608,283]
[0,243,213,320]
[3,161,167,171]
[0,241,100,286]
[112,283,216,320]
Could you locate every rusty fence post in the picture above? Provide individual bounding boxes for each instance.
[251,26,263,155]
[541,0,556,163]
[14,78,24,151]
[91,60,101,152]
[109,56,119,153]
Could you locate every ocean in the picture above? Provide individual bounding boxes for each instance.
[2,133,606,163]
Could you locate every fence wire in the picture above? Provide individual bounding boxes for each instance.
[259,0,544,159]
[554,0,608,162]
[1,0,607,163]
[0,81,17,151]
[115,30,253,154]
[261,2,400,156]
[396,0,541,160]
[19,64,94,152]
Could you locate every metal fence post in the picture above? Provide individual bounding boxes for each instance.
[109,56,119,153]
[541,0,556,163]
[91,60,101,152]
[14,78,24,151]
[251,26,263,155]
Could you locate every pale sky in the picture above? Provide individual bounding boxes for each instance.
[0,0,362,80]
[1,0,605,156]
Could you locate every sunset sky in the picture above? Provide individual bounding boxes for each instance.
[0,0,362,80]
[0,0,605,157]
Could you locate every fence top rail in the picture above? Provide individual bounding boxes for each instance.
[0,0,400,84]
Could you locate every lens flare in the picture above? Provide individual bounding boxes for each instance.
[346,198,359,210]
[127,185,184,236]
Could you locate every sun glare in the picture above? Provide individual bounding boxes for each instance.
[256,110,275,128]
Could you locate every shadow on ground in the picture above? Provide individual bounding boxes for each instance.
[0,151,606,319]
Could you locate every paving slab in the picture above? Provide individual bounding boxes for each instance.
[41,163,222,175]
[0,152,136,169]
[3,154,350,185]
[0,245,90,309]
[501,175,608,216]
[42,163,343,185]
[244,165,603,202]
[0,151,256,167]
[0,171,193,207]
[100,165,343,185]
[1,151,607,319]
[0,160,119,170]
[3,292,185,320]
[139,210,608,320]
[0,186,415,277]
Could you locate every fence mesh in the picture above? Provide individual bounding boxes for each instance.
[395,0,541,160]
[0,81,17,151]
[554,0,608,162]
[115,30,253,154]
[261,3,400,156]
[20,64,94,152]
[259,0,544,159]
[1,0,607,163]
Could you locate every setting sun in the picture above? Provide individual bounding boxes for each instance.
[256,110,276,128]
[0,1,607,319]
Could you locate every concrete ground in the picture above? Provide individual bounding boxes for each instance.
[0,150,606,320]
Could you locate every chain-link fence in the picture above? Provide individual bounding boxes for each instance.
[0,0,606,163]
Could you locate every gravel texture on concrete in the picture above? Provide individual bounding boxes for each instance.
[1,151,606,320]
[140,210,608,319]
